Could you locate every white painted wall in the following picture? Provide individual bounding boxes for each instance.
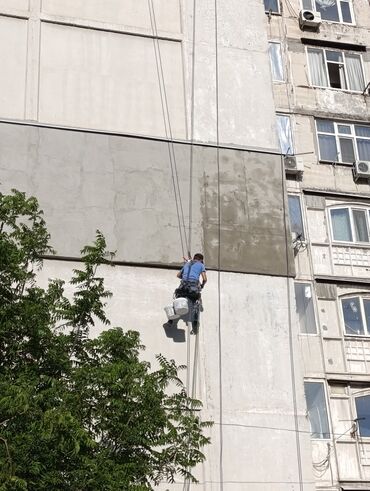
[36,259,315,490]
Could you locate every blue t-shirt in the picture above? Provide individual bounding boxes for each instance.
[181,261,206,282]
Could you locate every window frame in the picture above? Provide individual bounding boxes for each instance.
[316,120,370,164]
[328,205,370,245]
[268,41,284,83]
[306,47,365,93]
[276,113,294,155]
[294,281,318,335]
[340,295,370,338]
[264,0,280,14]
[304,379,331,440]
[288,194,305,240]
[301,0,355,25]
[353,389,370,438]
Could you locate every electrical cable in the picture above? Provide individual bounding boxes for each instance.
[148,0,190,258]
[280,154,304,491]
[188,0,197,257]
[214,0,224,489]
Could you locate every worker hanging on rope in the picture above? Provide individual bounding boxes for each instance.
[174,253,207,334]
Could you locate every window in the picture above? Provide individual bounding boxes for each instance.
[304,381,330,439]
[295,283,317,334]
[307,48,364,92]
[330,206,370,243]
[288,195,305,239]
[276,115,294,155]
[302,0,354,24]
[269,42,284,82]
[264,0,280,13]
[341,296,370,336]
[317,120,370,163]
[355,394,370,437]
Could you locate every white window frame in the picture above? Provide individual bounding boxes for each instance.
[328,205,370,244]
[316,120,370,164]
[276,113,294,155]
[304,379,331,440]
[306,47,365,93]
[352,388,370,438]
[294,281,318,336]
[268,41,284,82]
[288,194,306,240]
[264,0,280,14]
[339,295,370,338]
[301,0,355,25]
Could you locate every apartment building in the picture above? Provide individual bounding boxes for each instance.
[264,0,370,489]
[4,0,365,489]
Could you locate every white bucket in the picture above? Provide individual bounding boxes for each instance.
[173,297,189,316]
[164,305,179,321]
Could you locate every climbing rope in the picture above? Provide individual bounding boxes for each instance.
[148,0,191,258]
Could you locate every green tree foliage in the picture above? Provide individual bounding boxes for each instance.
[0,190,211,490]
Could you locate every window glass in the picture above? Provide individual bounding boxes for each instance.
[295,283,317,334]
[331,208,352,241]
[340,1,352,23]
[304,382,330,439]
[318,135,338,161]
[315,0,339,22]
[308,49,363,91]
[288,195,305,239]
[339,138,355,163]
[353,210,369,242]
[276,115,293,155]
[264,0,279,12]
[364,299,370,333]
[269,43,284,81]
[355,395,370,437]
[358,140,370,162]
[317,120,334,133]
[326,51,343,62]
[338,124,351,135]
[355,126,370,138]
[342,297,364,335]
[308,49,329,87]
[346,54,364,91]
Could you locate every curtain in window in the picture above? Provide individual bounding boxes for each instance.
[353,210,369,242]
[355,396,370,437]
[318,135,338,161]
[304,382,330,439]
[276,115,293,155]
[331,208,352,241]
[269,43,284,81]
[358,140,370,162]
[342,297,364,335]
[308,49,328,87]
[339,138,355,162]
[346,54,365,91]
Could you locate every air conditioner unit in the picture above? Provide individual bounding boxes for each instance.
[299,9,322,28]
[353,161,370,181]
[284,155,304,175]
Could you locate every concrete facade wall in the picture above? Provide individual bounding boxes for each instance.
[36,259,315,491]
[266,0,370,489]
[0,122,294,276]
[0,0,279,150]
[0,0,316,489]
